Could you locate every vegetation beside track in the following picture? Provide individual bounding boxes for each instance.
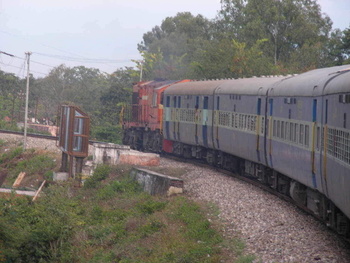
[0,140,254,263]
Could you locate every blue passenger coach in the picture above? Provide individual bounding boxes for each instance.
[162,65,350,236]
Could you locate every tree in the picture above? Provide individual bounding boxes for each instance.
[217,0,333,70]
[0,70,23,125]
[32,65,108,124]
[138,12,214,80]
[98,67,135,125]
[342,26,350,64]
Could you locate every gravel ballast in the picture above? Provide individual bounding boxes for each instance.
[159,158,350,263]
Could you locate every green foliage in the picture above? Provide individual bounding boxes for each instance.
[90,124,123,144]
[11,154,55,176]
[0,120,20,131]
[44,171,54,181]
[171,197,221,244]
[136,198,167,215]
[83,164,112,189]
[96,179,140,200]
[0,147,23,165]
[0,161,250,263]
[0,187,77,262]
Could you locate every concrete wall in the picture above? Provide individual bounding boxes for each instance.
[130,167,183,196]
[93,143,160,166]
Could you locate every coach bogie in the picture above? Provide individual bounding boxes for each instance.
[173,141,184,156]
[191,145,204,159]
[290,181,307,206]
[206,149,217,166]
[276,173,290,196]
[142,130,152,150]
[336,213,350,237]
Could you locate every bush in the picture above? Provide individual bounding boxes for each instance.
[90,124,123,144]
[0,147,23,165]
[84,164,111,189]
[0,120,20,131]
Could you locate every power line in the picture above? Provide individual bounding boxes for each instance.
[0,51,15,57]
[0,61,48,76]
[32,52,134,64]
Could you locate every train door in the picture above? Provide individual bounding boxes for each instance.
[202,96,209,147]
[165,96,171,139]
[319,84,330,196]
[212,88,221,149]
[195,96,199,144]
[177,96,181,140]
[257,87,264,163]
[266,88,274,167]
[311,97,318,189]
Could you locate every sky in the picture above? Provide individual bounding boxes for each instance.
[0,0,349,78]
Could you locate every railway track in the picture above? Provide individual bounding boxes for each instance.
[0,129,103,145]
[164,153,350,245]
[0,129,58,140]
[159,156,350,262]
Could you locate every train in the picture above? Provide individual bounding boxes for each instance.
[122,64,350,237]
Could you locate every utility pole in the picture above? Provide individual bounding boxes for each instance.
[23,52,31,151]
[139,60,143,82]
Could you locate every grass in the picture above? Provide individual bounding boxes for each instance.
[0,141,256,263]
[0,146,58,188]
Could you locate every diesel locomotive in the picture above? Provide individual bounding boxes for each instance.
[122,64,350,237]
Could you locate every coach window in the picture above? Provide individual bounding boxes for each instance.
[269,99,274,116]
[325,99,328,124]
[173,96,177,108]
[287,122,293,142]
[305,125,309,147]
[152,92,158,107]
[316,126,320,151]
[203,96,209,109]
[217,96,220,110]
[195,96,199,109]
[345,132,350,164]
[178,96,182,108]
[160,92,164,105]
[166,96,170,107]
[235,113,239,128]
[263,117,267,136]
[299,124,304,145]
[289,123,293,141]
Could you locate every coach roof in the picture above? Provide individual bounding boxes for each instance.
[271,64,350,97]
[164,79,226,95]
